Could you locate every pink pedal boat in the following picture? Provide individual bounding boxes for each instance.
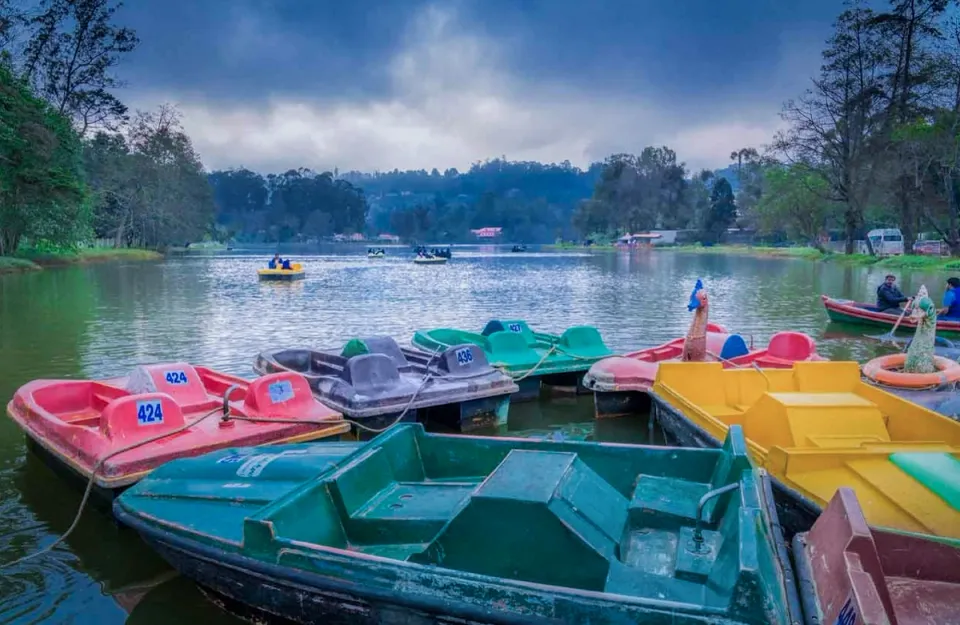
[583,326,823,418]
[6,362,349,497]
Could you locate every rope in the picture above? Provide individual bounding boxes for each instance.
[0,348,447,570]
[0,406,225,570]
[493,344,559,381]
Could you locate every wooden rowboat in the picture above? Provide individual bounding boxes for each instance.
[821,294,960,333]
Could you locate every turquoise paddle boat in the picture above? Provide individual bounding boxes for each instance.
[115,424,805,625]
[412,319,614,401]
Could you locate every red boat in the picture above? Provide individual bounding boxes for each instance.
[6,362,349,496]
[793,487,960,625]
[822,294,960,333]
[582,325,822,418]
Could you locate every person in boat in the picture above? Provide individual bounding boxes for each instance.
[938,277,960,319]
[281,258,292,270]
[876,274,909,313]
[268,253,283,269]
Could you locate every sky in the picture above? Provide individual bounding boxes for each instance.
[117,0,844,174]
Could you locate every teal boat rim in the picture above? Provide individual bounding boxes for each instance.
[115,424,806,624]
[113,500,799,621]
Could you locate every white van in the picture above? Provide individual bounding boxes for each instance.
[866,228,904,256]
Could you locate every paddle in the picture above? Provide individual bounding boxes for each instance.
[869,296,915,344]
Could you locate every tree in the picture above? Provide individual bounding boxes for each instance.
[83,104,215,247]
[21,0,139,134]
[754,164,839,249]
[0,61,87,254]
[870,0,950,252]
[775,3,888,253]
[701,177,736,243]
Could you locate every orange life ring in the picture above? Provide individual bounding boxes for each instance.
[862,353,960,389]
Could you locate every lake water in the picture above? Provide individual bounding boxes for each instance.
[0,245,943,623]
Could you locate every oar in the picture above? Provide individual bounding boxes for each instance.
[872,297,914,343]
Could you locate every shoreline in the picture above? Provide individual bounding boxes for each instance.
[0,248,164,275]
[655,244,960,271]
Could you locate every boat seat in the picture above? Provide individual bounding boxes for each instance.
[326,447,471,546]
[629,476,711,525]
[806,434,889,448]
[700,405,744,419]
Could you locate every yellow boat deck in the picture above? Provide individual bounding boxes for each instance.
[652,361,960,541]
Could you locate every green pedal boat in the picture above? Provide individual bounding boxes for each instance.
[114,424,805,625]
[412,319,614,401]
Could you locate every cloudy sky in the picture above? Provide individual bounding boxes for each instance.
[118,0,842,174]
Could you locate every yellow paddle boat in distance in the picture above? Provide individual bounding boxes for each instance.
[257,262,305,281]
[650,360,960,546]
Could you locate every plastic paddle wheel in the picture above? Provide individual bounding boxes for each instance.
[862,353,960,390]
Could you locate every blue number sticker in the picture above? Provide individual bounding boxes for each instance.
[834,598,857,625]
[268,380,294,404]
[136,399,164,425]
[164,370,188,385]
[508,323,522,333]
[455,347,474,366]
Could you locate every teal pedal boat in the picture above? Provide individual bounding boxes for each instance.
[114,424,805,625]
[412,319,614,401]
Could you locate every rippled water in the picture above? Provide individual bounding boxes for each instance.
[0,244,939,623]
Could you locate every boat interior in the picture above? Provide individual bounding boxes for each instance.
[232,424,791,622]
[418,320,612,366]
[802,488,960,623]
[653,360,960,538]
[18,363,339,438]
[256,338,517,407]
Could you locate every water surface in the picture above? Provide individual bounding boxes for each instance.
[0,245,937,623]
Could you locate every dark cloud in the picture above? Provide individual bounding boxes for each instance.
[110,0,842,172]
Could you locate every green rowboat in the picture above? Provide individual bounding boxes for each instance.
[115,424,805,625]
[412,319,614,400]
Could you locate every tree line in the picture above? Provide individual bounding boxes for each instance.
[0,0,215,255]
[7,0,957,253]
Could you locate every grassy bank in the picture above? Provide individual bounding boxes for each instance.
[1,247,163,275]
[0,257,42,275]
[21,247,163,266]
[662,244,960,271]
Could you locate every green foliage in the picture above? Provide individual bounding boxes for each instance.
[84,105,216,247]
[21,0,139,133]
[753,164,839,245]
[573,147,690,238]
[701,178,736,243]
[209,167,368,242]
[0,61,88,255]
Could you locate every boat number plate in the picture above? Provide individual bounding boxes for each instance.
[834,597,857,625]
[508,323,522,332]
[164,370,188,385]
[268,380,295,404]
[136,400,164,425]
[455,347,474,366]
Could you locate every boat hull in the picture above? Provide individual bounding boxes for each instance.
[254,340,517,431]
[258,271,305,281]
[822,294,960,333]
[116,424,806,625]
[583,330,822,400]
[792,488,960,625]
[6,364,348,489]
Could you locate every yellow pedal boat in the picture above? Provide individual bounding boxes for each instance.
[650,361,960,545]
[257,263,305,281]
